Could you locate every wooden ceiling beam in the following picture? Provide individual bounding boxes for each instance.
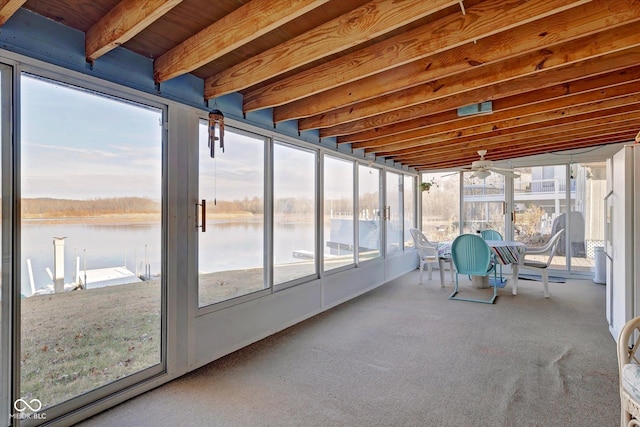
[388,113,640,159]
[301,23,640,131]
[389,117,640,163]
[340,65,640,144]
[358,88,640,154]
[408,131,638,170]
[154,0,330,83]
[412,138,633,170]
[86,0,183,62]
[0,0,26,26]
[410,131,639,170]
[268,0,640,120]
[389,119,640,163]
[319,47,640,137]
[203,0,459,99]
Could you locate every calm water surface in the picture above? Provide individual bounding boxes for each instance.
[21,220,316,296]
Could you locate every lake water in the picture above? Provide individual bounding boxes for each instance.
[21,222,161,296]
[20,221,317,296]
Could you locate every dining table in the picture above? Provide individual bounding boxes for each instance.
[437,238,527,295]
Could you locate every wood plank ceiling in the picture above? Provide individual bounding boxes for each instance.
[8,0,640,171]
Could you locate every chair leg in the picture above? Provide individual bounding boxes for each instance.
[438,259,445,287]
[427,262,433,280]
[542,269,550,298]
[449,271,497,304]
[419,260,424,284]
[448,274,460,299]
[448,259,454,282]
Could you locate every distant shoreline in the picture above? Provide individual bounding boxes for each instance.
[22,213,161,225]
[21,212,317,224]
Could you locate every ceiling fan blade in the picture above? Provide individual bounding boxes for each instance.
[490,167,520,178]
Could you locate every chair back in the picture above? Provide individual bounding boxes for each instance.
[409,228,437,258]
[542,229,565,267]
[480,229,503,241]
[451,234,492,276]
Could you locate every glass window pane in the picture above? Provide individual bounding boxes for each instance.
[570,162,605,273]
[513,165,566,270]
[198,125,265,307]
[273,143,316,284]
[462,172,505,235]
[386,171,402,256]
[403,175,416,248]
[323,155,354,271]
[358,165,381,262]
[19,74,163,411]
[421,172,460,242]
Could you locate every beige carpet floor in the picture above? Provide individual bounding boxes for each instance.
[78,271,619,427]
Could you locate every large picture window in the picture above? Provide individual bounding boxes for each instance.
[323,155,354,271]
[273,142,316,284]
[403,175,416,248]
[421,172,460,242]
[386,171,403,256]
[358,164,381,262]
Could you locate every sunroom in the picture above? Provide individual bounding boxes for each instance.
[0,1,638,425]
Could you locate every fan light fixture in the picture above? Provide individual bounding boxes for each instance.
[472,170,491,180]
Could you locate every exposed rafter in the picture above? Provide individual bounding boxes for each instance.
[86,0,183,62]
[154,0,330,83]
[0,0,26,26]
[203,0,460,99]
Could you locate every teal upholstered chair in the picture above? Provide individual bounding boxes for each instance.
[480,229,503,240]
[480,229,504,281]
[449,234,499,304]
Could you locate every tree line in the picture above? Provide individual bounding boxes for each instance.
[19,193,382,218]
[21,197,161,218]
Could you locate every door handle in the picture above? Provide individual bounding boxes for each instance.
[196,199,206,232]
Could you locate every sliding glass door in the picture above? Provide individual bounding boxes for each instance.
[198,125,266,307]
[512,163,603,273]
[358,164,381,262]
[462,172,506,236]
[18,73,165,417]
[385,171,403,256]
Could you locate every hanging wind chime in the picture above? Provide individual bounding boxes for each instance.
[207,107,225,207]
[208,108,225,158]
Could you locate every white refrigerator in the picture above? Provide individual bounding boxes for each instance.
[606,144,640,341]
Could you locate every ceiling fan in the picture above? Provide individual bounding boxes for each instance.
[461,150,520,179]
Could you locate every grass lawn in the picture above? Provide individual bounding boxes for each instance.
[20,281,161,409]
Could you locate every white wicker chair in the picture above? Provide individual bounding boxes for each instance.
[618,316,640,426]
[409,228,454,287]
